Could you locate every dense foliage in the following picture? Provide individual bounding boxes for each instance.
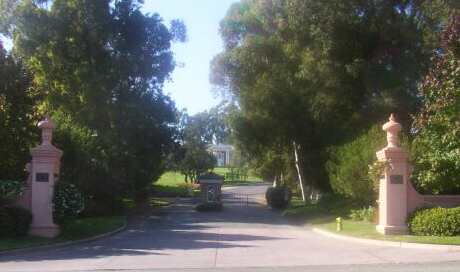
[53,182,85,222]
[349,206,375,222]
[175,111,217,183]
[326,125,386,205]
[179,145,216,183]
[0,43,37,180]
[212,0,449,196]
[411,15,460,194]
[0,180,24,205]
[408,207,460,236]
[4,0,186,208]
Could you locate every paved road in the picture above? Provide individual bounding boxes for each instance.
[1,184,460,272]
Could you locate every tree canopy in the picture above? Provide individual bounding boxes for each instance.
[3,0,186,206]
[0,42,38,180]
[412,14,460,194]
[211,0,451,193]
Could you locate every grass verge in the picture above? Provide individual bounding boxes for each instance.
[284,196,460,246]
[0,216,125,252]
[318,219,460,245]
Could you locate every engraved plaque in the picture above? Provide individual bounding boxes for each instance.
[390,175,403,184]
[36,172,49,182]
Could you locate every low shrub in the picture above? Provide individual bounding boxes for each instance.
[350,206,375,222]
[0,206,32,237]
[7,206,32,236]
[315,193,357,215]
[0,207,15,237]
[53,182,85,223]
[266,186,291,209]
[195,202,223,212]
[0,180,24,205]
[408,207,460,236]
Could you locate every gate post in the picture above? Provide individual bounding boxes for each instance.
[29,117,63,238]
[376,114,409,235]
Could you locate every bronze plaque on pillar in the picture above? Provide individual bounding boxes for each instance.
[36,173,49,182]
[390,175,403,184]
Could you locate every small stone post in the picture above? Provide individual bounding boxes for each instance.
[29,117,63,238]
[198,173,224,206]
[376,114,409,235]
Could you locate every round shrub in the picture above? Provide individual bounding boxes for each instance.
[0,206,32,237]
[408,207,460,236]
[266,186,291,209]
[53,182,85,223]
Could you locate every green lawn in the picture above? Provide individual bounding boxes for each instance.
[153,171,192,197]
[153,168,263,197]
[284,197,460,245]
[0,216,126,251]
[214,167,263,185]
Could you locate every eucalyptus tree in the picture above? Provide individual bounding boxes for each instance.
[211,0,449,199]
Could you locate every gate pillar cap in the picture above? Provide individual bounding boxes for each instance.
[382,113,402,149]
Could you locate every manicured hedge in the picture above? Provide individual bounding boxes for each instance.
[408,207,460,236]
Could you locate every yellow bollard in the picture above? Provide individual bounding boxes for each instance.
[336,217,342,232]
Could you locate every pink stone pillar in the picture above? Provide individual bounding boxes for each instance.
[29,117,63,238]
[376,114,409,235]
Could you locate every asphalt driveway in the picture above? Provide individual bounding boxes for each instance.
[1,183,459,272]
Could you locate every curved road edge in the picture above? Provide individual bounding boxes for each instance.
[0,217,127,256]
[312,227,460,252]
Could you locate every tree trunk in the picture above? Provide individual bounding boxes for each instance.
[272,175,278,187]
[273,172,282,187]
[293,141,308,202]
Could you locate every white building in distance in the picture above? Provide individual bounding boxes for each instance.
[208,144,234,167]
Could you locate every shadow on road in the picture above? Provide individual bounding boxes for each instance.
[0,184,291,262]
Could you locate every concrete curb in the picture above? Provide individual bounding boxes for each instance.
[312,227,460,252]
[0,217,127,256]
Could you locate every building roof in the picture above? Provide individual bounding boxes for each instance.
[207,144,234,152]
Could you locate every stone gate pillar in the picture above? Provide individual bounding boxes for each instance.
[29,117,63,238]
[376,114,409,235]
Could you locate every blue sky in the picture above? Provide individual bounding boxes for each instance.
[1,1,238,115]
[143,0,238,114]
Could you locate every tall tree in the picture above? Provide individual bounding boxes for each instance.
[412,13,460,194]
[211,0,448,197]
[0,42,38,180]
[9,0,186,204]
